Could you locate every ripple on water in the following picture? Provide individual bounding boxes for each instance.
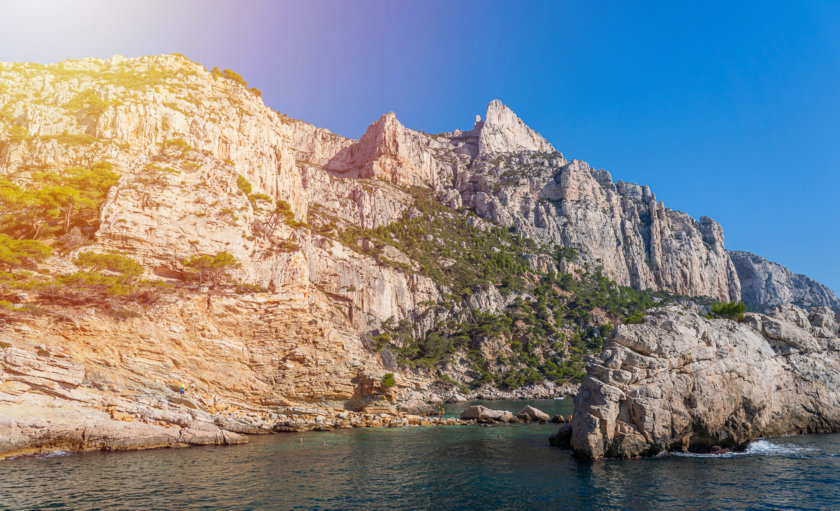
[1,407,840,510]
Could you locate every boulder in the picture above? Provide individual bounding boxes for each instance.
[549,423,572,447]
[397,399,434,416]
[496,410,516,423]
[459,405,509,421]
[516,405,550,422]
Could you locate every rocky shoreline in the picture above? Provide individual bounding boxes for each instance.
[0,297,578,462]
[1,401,566,461]
[0,337,572,461]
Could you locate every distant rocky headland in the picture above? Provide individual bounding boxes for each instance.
[0,54,836,459]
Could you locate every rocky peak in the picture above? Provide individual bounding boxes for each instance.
[698,216,725,248]
[334,111,402,168]
[478,99,555,155]
[325,111,453,187]
[359,111,406,160]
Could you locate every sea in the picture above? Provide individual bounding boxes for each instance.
[1,399,839,510]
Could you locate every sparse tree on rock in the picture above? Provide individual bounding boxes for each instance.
[182,251,240,289]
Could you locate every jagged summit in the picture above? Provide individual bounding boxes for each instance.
[477,99,555,155]
[334,111,403,169]
[325,110,453,186]
[326,100,556,186]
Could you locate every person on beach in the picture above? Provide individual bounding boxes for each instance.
[180,384,186,395]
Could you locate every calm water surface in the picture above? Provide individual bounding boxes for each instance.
[2,399,840,510]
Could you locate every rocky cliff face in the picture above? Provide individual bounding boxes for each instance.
[0,54,834,457]
[729,251,840,311]
[0,55,745,305]
[565,306,840,459]
[455,154,741,301]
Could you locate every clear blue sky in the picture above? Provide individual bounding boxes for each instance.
[1,0,838,294]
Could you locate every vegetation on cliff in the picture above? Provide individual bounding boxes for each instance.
[182,251,240,288]
[0,162,118,241]
[335,187,667,388]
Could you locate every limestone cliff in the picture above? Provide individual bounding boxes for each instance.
[729,250,840,311]
[0,53,834,457]
[455,154,741,301]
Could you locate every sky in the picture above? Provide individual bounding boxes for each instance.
[1,0,838,294]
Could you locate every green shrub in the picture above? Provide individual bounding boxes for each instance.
[275,240,300,252]
[75,251,143,281]
[0,234,52,271]
[624,313,644,324]
[63,90,122,117]
[381,373,396,388]
[236,175,252,195]
[42,132,100,146]
[235,282,265,294]
[160,138,193,156]
[58,270,135,296]
[708,300,746,322]
[17,162,120,235]
[222,69,247,87]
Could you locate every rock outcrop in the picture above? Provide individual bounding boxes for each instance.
[566,306,840,459]
[729,250,840,311]
[459,405,515,423]
[516,405,550,422]
[324,112,461,188]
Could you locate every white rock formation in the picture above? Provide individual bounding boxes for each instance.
[566,306,840,459]
[1,54,836,459]
[478,99,555,155]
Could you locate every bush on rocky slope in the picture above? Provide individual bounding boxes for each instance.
[707,300,747,322]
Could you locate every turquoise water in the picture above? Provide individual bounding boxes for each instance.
[2,400,840,510]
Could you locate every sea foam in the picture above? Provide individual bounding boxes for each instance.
[667,439,816,458]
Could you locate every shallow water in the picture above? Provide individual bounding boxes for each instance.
[2,399,840,510]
